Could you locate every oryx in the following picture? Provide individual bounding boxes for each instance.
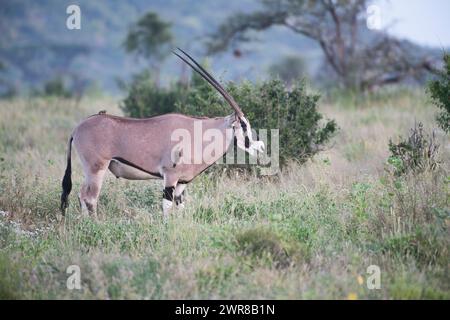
[60,48,265,219]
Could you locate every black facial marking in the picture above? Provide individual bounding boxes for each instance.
[175,189,186,205]
[240,120,248,132]
[163,186,175,201]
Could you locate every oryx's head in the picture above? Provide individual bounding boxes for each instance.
[232,116,264,156]
[173,48,265,156]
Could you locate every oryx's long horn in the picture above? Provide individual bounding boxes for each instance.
[173,48,244,118]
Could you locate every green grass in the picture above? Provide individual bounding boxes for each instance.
[0,93,449,299]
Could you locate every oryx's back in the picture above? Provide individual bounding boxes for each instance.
[73,113,187,172]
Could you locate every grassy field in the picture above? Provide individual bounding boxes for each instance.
[0,91,449,299]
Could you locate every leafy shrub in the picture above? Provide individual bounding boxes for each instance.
[42,77,72,98]
[226,79,337,165]
[121,72,337,167]
[235,228,291,268]
[387,122,439,176]
[120,71,186,117]
[235,227,310,268]
[175,71,227,117]
[378,226,448,267]
[428,54,450,133]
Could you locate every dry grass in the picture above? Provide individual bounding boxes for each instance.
[0,91,449,299]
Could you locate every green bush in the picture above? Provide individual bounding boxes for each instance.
[121,72,337,166]
[387,122,440,176]
[235,227,291,268]
[226,79,337,165]
[42,77,72,98]
[428,54,450,133]
[120,70,187,117]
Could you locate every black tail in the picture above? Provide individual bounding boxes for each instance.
[60,137,73,215]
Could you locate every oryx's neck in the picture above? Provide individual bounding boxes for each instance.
[197,113,235,166]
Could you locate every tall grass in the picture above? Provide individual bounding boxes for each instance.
[0,92,448,299]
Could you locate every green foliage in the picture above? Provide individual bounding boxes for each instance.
[235,227,292,268]
[41,77,72,98]
[0,253,20,299]
[379,226,448,266]
[176,71,227,117]
[387,122,440,176]
[121,73,337,166]
[428,54,450,132]
[226,79,337,165]
[123,12,173,63]
[120,71,185,117]
[350,182,371,220]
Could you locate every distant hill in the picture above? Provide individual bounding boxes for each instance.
[0,0,441,95]
[0,0,321,94]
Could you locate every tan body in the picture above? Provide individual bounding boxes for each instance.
[73,113,235,182]
[65,112,236,218]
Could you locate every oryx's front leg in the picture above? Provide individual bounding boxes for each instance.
[162,185,175,220]
[162,174,178,221]
[162,182,187,220]
[174,183,187,210]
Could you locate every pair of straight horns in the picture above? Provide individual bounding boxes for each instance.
[173,48,244,118]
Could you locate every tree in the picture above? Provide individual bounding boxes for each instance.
[268,55,306,86]
[428,54,450,133]
[124,12,173,68]
[207,0,434,91]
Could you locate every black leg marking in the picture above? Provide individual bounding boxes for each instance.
[174,190,186,205]
[163,186,175,201]
[85,202,94,213]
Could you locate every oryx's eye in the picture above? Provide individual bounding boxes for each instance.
[245,136,250,148]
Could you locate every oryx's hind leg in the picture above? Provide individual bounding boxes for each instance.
[79,160,109,218]
[174,183,187,210]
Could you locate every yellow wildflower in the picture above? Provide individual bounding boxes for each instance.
[347,293,358,300]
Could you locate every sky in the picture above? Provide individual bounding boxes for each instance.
[377,0,450,48]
